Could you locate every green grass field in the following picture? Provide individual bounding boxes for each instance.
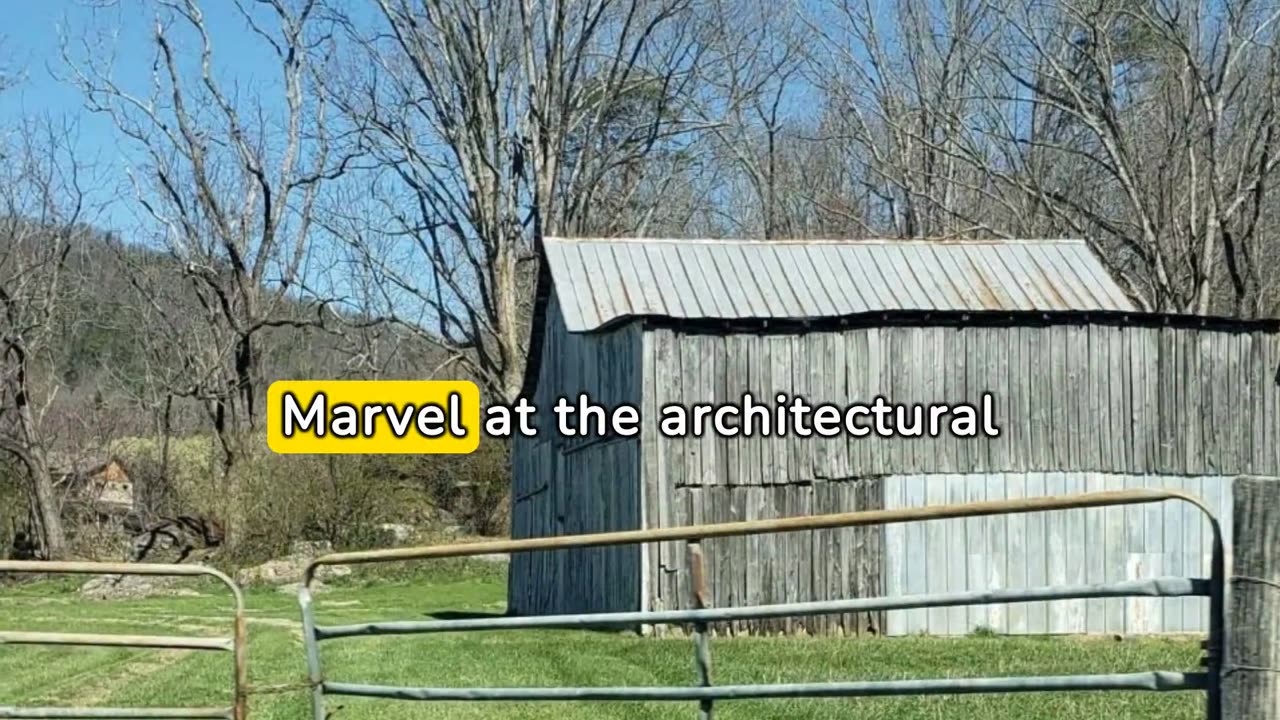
[0,564,1207,720]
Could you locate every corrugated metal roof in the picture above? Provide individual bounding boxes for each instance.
[544,238,1137,332]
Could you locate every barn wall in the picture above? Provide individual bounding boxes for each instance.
[508,298,644,617]
[640,326,887,635]
[641,323,1277,633]
[882,473,1233,636]
[646,324,1280,481]
[638,482,886,636]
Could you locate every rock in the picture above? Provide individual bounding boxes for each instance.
[235,543,350,588]
[289,540,333,557]
[277,580,329,595]
[376,523,414,545]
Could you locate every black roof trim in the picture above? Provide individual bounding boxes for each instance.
[589,309,1280,336]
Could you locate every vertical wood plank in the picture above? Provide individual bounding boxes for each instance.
[1006,473,1029,633]
[985,472,1008,633]
[965,472,988,632]
[1045,472,1069,633]
[944,474,969,634]
[1025,472,1048,634]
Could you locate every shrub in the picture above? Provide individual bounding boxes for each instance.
[16,433,514,569]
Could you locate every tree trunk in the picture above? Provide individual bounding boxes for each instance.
[10,344,68,560]
[23,450,67,560]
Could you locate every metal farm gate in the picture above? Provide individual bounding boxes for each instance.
[0,561,247,720]
[297,489,1225,720]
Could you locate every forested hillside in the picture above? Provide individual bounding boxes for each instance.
[0,223,481,565]
[24,227,443,441]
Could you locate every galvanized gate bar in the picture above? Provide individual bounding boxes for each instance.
[304,489,1208,583]
[321,670,1209,701]
[299,489,1227,720]
[0,708,233,719]
[0,631,234,652]
[297,589,326,720]
[313,576,1208,639]
[0,561,247,720]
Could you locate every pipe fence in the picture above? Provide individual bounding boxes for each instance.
[0,561,247,720]
[298,489,1225,720]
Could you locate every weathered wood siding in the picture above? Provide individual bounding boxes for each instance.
[645,325,1280,481]
[882,473,1233,636]
[508,298,644,617]
[640,327,887,634]
[641,323,1277,634]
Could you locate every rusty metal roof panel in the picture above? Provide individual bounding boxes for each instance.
[543,238,1137,332]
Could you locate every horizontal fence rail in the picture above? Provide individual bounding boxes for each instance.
[0,561,247,720]
[298,489,1225,720]
[314,576,1209,639]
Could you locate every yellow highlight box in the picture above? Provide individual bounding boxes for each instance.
[266,380,481,454]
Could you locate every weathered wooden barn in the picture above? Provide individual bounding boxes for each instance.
[508,237,1280,636]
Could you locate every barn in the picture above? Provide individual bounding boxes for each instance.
[508,237,1280,636]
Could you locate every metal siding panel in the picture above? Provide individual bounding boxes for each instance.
[726,243,774,317]
[884,471,1232,636]
[985,473,1008,633]
[556,243,598,332]
[864,245,914,308]
[621,243,670,318]
[769,245,824,315]
[921,245,970,310]
[684,243,734,317]
[945,475,969,633]
[966,245,1022,310]
[794,246,843,316]
[965,473,989,633]
[904,476,930,634]
[994,246,1055,309]
[809,245,866,314]
[708,244,756,317]
[885,245,941,310]
[1057,243,1117,309]
[580,243,622,325]
[1033,244,1097,309]
[542,239,1136,330]
[836,245,892,309]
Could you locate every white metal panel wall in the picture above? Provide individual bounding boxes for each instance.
[882,473,1234,636]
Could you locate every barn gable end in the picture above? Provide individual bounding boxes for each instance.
[508,295,645,617]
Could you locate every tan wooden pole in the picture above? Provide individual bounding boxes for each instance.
[1222,476,1280,719]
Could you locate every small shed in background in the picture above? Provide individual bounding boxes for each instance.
[509,237,1280,636]
[51,455,135,519]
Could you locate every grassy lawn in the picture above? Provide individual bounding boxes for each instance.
[0,564,1206,720]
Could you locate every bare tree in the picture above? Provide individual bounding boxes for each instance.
[64,0,351,541]
[694,0,814,239]
[960,0,1280,313]
[323,0,708,401]
[803,0,1008,240]
[807,0,1280,314]
[0,118,89,560]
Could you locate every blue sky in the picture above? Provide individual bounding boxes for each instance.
[1,0,308,234]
